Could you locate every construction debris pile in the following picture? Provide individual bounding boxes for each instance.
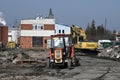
[0,49,50,80]
[98,46,120,59]
[0,49,48,67]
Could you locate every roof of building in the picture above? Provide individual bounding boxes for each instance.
[21,18,55,24]
[55,24,70,28]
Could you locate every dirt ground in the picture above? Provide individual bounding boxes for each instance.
[0,48,120,80]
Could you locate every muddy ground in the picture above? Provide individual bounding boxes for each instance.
[0,49,120,80]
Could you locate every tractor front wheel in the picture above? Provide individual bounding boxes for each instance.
[67,59,72,68]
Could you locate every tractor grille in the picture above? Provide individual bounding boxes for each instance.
[55,50,61,59]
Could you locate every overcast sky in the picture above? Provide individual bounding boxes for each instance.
[0,0,120,31]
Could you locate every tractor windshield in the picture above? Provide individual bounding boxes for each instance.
[51,36,72,48]
[51,37,64,48]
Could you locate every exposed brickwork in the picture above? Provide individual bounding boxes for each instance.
[0,26,8,44]
[20,36,51,49]
[44,24,55,30]
[20,36,32,49]
[21,24,32,30]
[43,36,51,48]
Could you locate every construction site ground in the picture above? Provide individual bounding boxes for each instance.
[0,48,120,80]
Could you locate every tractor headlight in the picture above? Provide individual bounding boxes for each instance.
[63,52,65,55]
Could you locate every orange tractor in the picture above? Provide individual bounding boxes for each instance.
[47,34,79,68]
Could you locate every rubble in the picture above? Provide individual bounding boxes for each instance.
[0,49,49,67]
[98,46,120,59]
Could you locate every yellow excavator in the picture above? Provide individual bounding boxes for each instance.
[71,25,98,52]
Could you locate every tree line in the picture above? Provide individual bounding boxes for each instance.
[85,20,116,41]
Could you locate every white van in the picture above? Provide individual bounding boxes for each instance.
[98,40,111,49]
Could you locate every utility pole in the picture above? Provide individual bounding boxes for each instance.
[104,18,107,39]
[105,18,107,30]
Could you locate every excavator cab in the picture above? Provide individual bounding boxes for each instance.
[47,34,79,68]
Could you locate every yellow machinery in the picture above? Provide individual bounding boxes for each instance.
[0,42,3,50]
[71,25,98,51]
[6,41,16,49]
